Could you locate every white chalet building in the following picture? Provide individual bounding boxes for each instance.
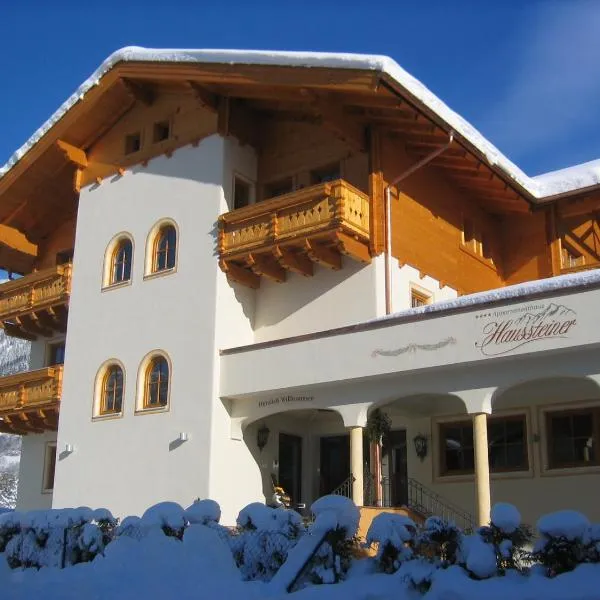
[0,48,600,528]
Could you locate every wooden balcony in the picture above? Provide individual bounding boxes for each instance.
[0,264,72,340]
[0,366,62,435]
[218,179,371,288]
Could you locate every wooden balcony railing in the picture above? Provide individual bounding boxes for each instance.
[218,179,371,288]
[0,365,62,435]
[0,263,72,340]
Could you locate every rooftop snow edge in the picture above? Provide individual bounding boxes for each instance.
[1,46,599,201]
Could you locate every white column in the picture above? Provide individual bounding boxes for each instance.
[350,426,364,506]
[473,412,491,526]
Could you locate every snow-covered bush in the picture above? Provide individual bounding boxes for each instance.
[230,503,304,581]
[477,503,532,574]
[533,510,591,576]
[1,508,117,569]
[301,496,361,585]
[140,502,187,539]
[366,512,416,573]
[415,516,462,566]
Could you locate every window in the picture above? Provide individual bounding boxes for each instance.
[111,238,133,284]
[101,365,124,415]
[310,163,341,185]
[144,356,169,409]
[124,132,142,155]
[410,288,431,308]
[488,416,528,471]
[440,415,528,476]
[153,225,177,272]
[56,249,74,265]
[48,342,65,366]
[42,443,57,493]
[440,422,474,474]
[264,177,294,200]
[233,176,252,210]
[546,408,599,469]
[153,120,171,143]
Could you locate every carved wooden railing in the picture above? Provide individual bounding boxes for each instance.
[0,366,63,416]
[219,179,370,258]
[0,264,72,338]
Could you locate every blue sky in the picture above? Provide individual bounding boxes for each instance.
[1,0,598,176]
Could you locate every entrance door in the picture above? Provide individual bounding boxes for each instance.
[279,433,302,506]
[320,435,350,496]
[389,430,408,506]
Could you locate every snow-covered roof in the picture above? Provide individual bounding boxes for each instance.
[1,46,599,202]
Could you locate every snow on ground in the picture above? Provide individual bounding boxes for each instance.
[1,47,599,200]
[2,500,600,599]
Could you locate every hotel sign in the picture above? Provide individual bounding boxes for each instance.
[475,302,577,357]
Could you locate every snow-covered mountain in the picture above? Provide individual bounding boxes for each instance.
[0,329,31,508]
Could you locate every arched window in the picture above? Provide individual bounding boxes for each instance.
[111,238,133,284]
[101,364,124,415]
[144,356,169,408]
[153,225,177,272]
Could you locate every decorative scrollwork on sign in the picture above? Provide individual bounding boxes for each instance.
[371,336,457,358]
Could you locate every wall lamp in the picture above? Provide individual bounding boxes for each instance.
[257,424,270,452]
[413,433,428,461]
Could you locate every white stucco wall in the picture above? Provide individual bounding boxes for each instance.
[392,263,457,311]
[53,138,228,517]
[16,431,56,511]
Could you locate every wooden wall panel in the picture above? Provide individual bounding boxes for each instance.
[83,93,218,186]
[257,120,368,196]
[501,211,552,285]
[36,217,76,270]
[381,136,504,294]
[555,191,600,272]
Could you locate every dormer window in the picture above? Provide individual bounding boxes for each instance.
[153,120,171,143]
[125,132,142,155]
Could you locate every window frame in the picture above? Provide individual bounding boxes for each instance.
[100,364,125,416]
[46,340,66,366]
[93,360,126,421]
[144,219,179,279]
[41,442,57,493]
[545,407,600,470]
[110,238,133,285]
[438,413,529,478]
[232,173,255,210]
[410,286,432,308]
[102,233,134,291]
[136,351,172,414]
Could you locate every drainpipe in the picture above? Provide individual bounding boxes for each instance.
[384,131,455,315]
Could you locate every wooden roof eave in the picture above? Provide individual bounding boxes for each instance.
[377,73,537,208]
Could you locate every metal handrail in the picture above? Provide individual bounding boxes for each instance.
[362,470,475,531]
[330,474,355,498]
[407,477,475,531]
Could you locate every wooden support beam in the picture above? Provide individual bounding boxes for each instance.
[248,253,286,283]
[2,322,36,341]
[56,140,88,169]
[121,78,155,106]
[305,240,342,270]
[219,260,260,289]
[273,246,313,277]
[312,96,366,152]
[368,125,385,255]
[217,97,230,137]
[18,314,53,338]
[336,232,371,263]
[187,81,219,112]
